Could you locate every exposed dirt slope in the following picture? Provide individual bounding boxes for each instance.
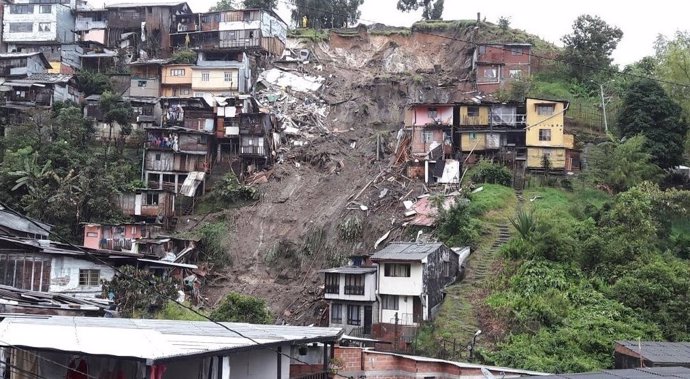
[188,25,554,325]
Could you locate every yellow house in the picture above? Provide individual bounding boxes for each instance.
[525,98,571,170]
[191,57,250,96]
[161,64,193,98]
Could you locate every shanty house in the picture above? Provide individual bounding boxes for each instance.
[457,101,527,163]
[82,222,162,252]
[191,52,252,96]
[118,188,176,227]
[321,256,378,337]
[104,2,192,59]
[473,43,531,94]
[614,341,690,369]
[371,242,460,326]
[2,73,80,109]
[170,8,288,56]
[75,4,108,45]
[525,97,575,171]
[405,103,454,159]
[129,59,167,98]
[0,51,50,78]
[0,316,343,379]
[161,63,193,97]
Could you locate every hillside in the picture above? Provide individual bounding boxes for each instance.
[187,22,562,324]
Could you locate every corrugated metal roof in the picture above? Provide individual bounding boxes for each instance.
[370,242,445,261]
[618,341,690,364]
[319,266,377,274]
[106,1,187,8]
[0,209,51,237]
[179,171,205,197]
[537,367,690,379]
[0,316,343,362]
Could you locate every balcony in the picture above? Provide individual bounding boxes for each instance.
[344,285,365,296]
[240,144,266,157]
[76,20,107,31]
[325,284,339,294]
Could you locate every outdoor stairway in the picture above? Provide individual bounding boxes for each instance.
[437,222,512,359]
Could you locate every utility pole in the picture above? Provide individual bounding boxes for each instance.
[599,84,608,134]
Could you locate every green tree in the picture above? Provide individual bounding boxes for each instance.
[585,135,662,193]
[498,16,511,31]
[210,0,236,11]
[102,266,178,318]
[291,0,364,29]
[244,0,277,9]
[617,79,688,168]
[210,292,273,324]
[561,15,623,83]
[99,91,134,160]
[655,32,690,117]
[397,0,444,20]
[75,71,113,97]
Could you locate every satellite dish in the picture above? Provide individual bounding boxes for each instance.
[481,368,496,379]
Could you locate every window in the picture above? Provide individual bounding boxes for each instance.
[155,153,161,161]
[537,104,555,116]
[40,5,52,13]
[138,81,147,87]
[331,303,342,324]
[483,67,498,78]
[469,132,477,140]
[422,130,433,143]
[9,23,33,33]
[381,295,399,310]
[162,174,175,183]
[10,5,34,14]
[201,72,210,82]
[38,23,51,32]
[427,107,438,119]
[78,269,100,286]
[86,232,98,237]
[478,45,486,54]
[146,193,159,206]
[325,273,339,294]
[224,72,233,82]
[511,47,523,55]
[180,88,191,95]
[538,129,551,141]
[467,106,480,117]
[344,274,364,295]
[170,68,185,76]
[509,69,522,79]
[384,263,411,277]
[347,305,361,325]
[198,135,208,144]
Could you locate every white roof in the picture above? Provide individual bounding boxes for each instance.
[0,316,343,362]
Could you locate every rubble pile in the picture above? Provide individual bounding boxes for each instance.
[256,67,330,146]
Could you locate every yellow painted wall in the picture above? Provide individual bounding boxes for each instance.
[161,85,193,98]
[525,98,567,147]
[191,68,239,91]
[162,64,193,85]
[459,105,490,126]
[460,132,487,152]
[527,147,566,169]
[564,133,574,149]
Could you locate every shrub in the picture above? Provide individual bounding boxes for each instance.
[471,159,512,186]
[198,221,231,267]
[210,292,273,324]
[210,172,258,204]
[102,265,178,317]
[437,202,482,249]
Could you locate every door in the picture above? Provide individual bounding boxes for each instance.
[134,194,142,215]
[413,297,422,324]
[363,306,372,335]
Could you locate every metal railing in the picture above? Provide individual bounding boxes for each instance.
[344,285,364,295]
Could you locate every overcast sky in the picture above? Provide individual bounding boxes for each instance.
[95,0,688,65]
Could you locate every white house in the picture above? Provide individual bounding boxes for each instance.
[321,257,378,336]
[370,242,460,326]
[0,315,343,379]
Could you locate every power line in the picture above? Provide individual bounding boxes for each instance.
[279,0,690,90]
[0,203,346,378]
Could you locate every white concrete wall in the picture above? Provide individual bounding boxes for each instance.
[4,5,57,42]
[324,272,376,302]
[228,344,290,379]
[378,262,424,296]
[49,256,115,297]
[381,295,416,325]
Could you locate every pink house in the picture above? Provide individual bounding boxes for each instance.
[405,104,455,158]
[83,223,162,252]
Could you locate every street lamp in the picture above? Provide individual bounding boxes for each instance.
[468,329,482,361]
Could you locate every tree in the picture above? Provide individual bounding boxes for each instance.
[655,32,690,118]
[99,91,134,160]
[209,292,273,324]
[244,0,277,10]
[397,0,444,20]
[498,16,511,31]
[291,0,364,29]
[209,0,236,11]
[617,79,688,168]
[75,71,113,97]
[585,135,662,193]
[561,15,623,83]
[102,266,178,318]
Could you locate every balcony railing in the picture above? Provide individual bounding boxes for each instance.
[344,285,364,295]
[324,284,339,294]
[240,145,266,156]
